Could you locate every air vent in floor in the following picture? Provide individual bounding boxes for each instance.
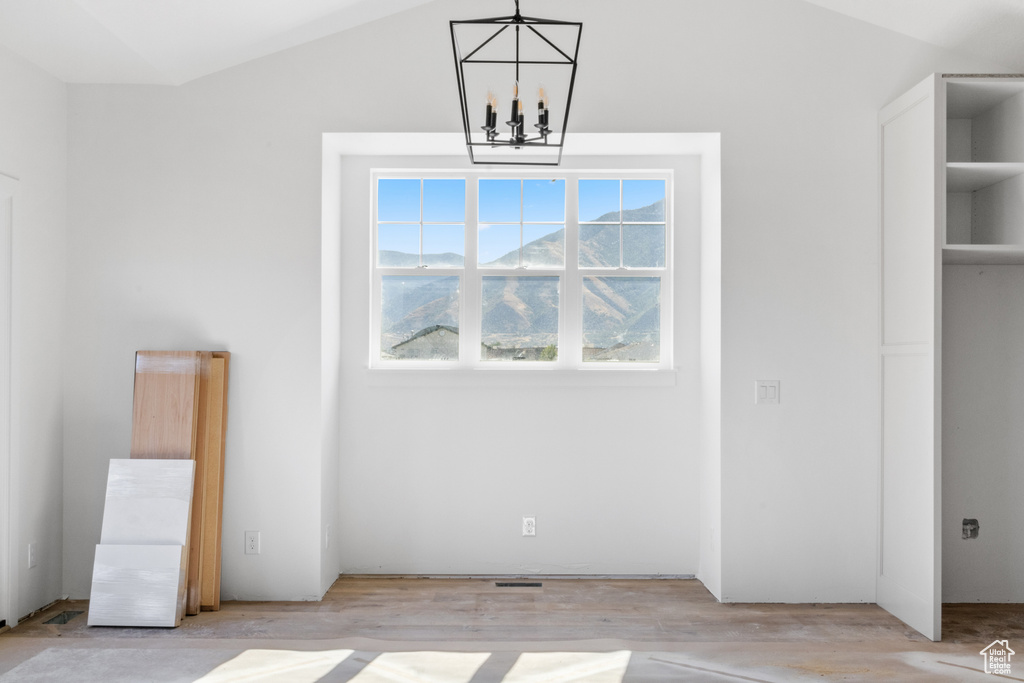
[44,611,83,625]
[495,582,542,587]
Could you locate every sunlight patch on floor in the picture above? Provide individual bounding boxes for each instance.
[349,652,490,682]
[189,649,633,683]
[504,651,631,683]
[193,648,354,682]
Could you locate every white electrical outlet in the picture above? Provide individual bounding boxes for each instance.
[27,543,37,569]
[522,516,536,537]
[245,530,261,555]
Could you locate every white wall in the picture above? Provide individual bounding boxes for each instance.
[64,82,325,600]
[943,265,1024,602]
[0,46,67,618]
[332,151,701,576]
[320,145,343,595]
[698,3,995,603]
[62,0,1009,601]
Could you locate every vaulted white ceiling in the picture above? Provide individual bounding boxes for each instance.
[0,0,1022,85]
[0,0,436,84]
[802,0,1024,73]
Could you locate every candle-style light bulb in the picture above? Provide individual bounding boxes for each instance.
[484,90,494,130]
[509,81,520,125]
[538,86,549,128]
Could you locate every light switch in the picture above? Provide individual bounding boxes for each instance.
[755,380,780,405]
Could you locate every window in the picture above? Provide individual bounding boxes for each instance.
[372,172,671,369]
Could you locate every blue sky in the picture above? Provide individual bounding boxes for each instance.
[377,178,665,260]
[579,179,665,222]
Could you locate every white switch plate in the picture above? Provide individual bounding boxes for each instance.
[755,380,780,405]
[28,543,37,569]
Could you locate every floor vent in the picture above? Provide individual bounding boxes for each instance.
[44,611,83,625]
[495,582,542,588]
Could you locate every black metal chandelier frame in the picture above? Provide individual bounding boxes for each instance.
[450,0,582,166]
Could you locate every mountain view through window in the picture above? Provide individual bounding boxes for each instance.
[376,177,667,364]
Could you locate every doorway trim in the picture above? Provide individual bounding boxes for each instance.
[0,172,17,628]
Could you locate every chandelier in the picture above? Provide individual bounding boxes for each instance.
[450,0,582,165]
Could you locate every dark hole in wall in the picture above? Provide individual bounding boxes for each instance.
[962,518,980,540]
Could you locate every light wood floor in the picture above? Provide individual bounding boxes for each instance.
[0,577,1021,681]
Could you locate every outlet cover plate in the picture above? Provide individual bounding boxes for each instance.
[522,516,536,537]
[245,531,260,555]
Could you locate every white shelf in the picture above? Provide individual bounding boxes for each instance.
[942,244,1024,264]
[946,78,1024,119]
[944,78,1024,256]
[946,162,1024,192]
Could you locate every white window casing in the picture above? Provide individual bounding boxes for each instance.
[370,169,676,381]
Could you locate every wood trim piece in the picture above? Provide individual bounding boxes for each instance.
[181,352,212,615]
[200,353,229,611]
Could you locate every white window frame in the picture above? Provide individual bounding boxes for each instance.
[370,169,673,372]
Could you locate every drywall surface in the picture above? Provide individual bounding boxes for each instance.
[63,0,1006,600]
[332,152,701,576]
[0,46,67,618]
[63,79,324,599]
[699,137,723,600]
[943,265,1024,602]
[320,146,342,595]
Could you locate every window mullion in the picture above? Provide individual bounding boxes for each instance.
[618,179,624,268]
[419,178,425,267]
[463,176,481,368]
[564,176,580,368]
[519,178,524,268]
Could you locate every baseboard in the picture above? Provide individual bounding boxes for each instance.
[338,573,697,580]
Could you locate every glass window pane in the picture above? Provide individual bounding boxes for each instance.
[522,225,564,268]
[582,276,660,363]
[377,179,420,222]
[579,224,620,268]
[622,179,666,221]
[423,224,465,267]
[579,179,620,222]
[479,224,521,267]
[377,224,420,267]
[381,275,460,360]
[423,179,465,222]
[623,224,666,268]
[523,179,565,222]
[479,179,521,223]
[481,276,559,361]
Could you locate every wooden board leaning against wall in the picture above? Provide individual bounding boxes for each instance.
[129,350,230,615]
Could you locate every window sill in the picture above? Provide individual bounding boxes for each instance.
[361,367,678,388]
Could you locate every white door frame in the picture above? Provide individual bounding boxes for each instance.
[0,172,16,629]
